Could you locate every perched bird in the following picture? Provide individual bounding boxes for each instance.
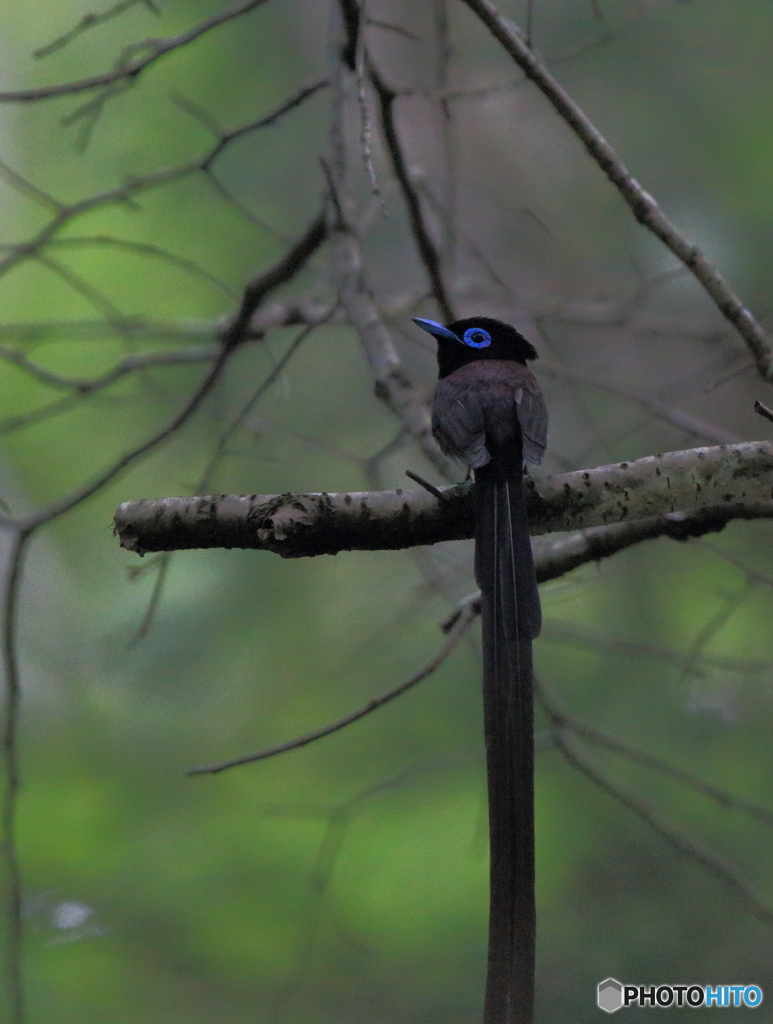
[413,316,548,1024]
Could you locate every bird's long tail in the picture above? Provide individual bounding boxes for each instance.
[475,451,540,1024]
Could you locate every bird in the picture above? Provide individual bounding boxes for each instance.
[413,316,548,1024]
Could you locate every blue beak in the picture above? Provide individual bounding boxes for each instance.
[412,317,462,343]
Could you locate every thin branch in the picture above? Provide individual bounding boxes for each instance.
[0,0,272,104]
[34,0,159,60]
[0,297,336,349]
[0,394,83,439]
[1,529,27,1024]
[129,553,170,644]
[405,469,446,500]
[677,578,756,683]
[549,727,773,929]
[541,619,765,677]
[35,252,126,326]
[28,337,234,529]
[0,82,327,287]
[539,360,743,447]
[201,170,288,237]
[200,79,328,171]
[351,7,382,202]
[366,17,420,43]
[0,212,330,1011]
[46,236,238,298]
[268,759,471,1020]
[442,591,765,677]
[459,0,772,378]
[337,0,361,72]
[432,0,457,274]
[326,175,455,479]
[0,346,217,402]
[537,678,773,829]
[0,299,341,408]
[701,540,773,590]
[186,602,477,775]
[22,211,327,529]
[369,60,454,323]
[198,312,334,492]
[0,158,61,213]
[219,210,327,352]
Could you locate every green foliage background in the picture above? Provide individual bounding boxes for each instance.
[2,1,773,1021]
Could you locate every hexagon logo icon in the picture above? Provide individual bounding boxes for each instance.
[598,978,624,1013]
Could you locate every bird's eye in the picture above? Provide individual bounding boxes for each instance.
[463,327,491,348]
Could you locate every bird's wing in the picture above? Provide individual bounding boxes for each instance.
[516,383,548,466]
[432,383,490,468]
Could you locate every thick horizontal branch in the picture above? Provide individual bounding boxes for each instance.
[115,441,773,557]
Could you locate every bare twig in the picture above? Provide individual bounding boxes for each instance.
[0,394,84,439]
[45,236,238,298]
[459,0,772,378]
[540,361,743,447]
[537,679,773,829]
[0,206,330,1013]
[35,252,126,326]
[220,211,327,352]
[200,79,328,171]
[130,314,331,641]
[186,602,477,774]
[22,211,326,529]
[1,0,272,104]
[549,727,773,929]
[129,553,170,644]
[442,592,765,677]
[0,82,327,291]
[405,469,447,500]
[0,298,339,398]
[366,18,420,43]
[541,619,765,677]
[199,311,335,491]
[1,530,27,1024]
[677,578,756,683]
[268,758,471,1021]
[34,0,159,60]
[369,61,454,323]
[326,181,455,479]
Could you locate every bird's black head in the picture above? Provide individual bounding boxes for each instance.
[413,316,538,379]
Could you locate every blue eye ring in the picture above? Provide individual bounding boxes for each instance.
[463,327,491,348]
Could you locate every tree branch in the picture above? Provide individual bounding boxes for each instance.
[186,601,477,775]
[17,211,326,530]
[328,185,455,480]
[458,0,772,378]
[115,441,773,557]
[369,61,454,323]
[538,678,773,829]
[0,0,272,104]
[0,81,327,291]
[0,530,27,1024]
[547,720,773,929]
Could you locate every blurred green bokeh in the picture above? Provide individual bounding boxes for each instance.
[2,1,773,1022]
